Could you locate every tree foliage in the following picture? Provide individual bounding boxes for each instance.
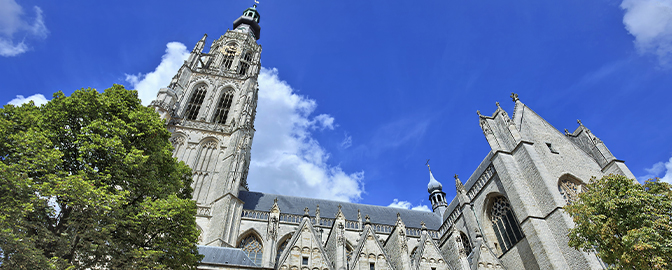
[0,85,202,269]
[565,174,672,269]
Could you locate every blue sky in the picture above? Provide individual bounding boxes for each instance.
[2,0,672,211]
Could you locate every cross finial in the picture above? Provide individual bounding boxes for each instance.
[577,119,583,126]
[454,174,458,179]
[510,93,519,102]
[274,197,278,204]
[426,159,431,172]
[496,101,501,108]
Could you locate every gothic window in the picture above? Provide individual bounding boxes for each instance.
[559,177,584,204]
[212,90,234,124]
[276,239,289,264]
[410,247,418,266]
[460,231,472,256]
[238,52,253,75]
[222,45,237,70]
[239,234,263,266]
[184,85,207,120]
[489,196,524,254]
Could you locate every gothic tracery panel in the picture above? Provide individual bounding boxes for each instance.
[558,177,584,204]
[239,234,263,266]
[489,196,524,254]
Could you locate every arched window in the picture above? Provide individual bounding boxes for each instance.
[184,85,207,120]
[212,90,234,124]
[489,196,524,254]
[238,52,253,75]
[460,231,472,256]
[559,177,584,204]
[276,238,289,264]
[239,234,263,266]
[222,45,237,70]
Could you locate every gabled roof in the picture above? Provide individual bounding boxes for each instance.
[349,225,395,270]
[239,190,442,230]
[276,216,334,270]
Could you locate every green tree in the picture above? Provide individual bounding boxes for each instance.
[565,174,672,269]
[0,85,202,269]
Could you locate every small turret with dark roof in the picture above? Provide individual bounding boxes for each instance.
[426,162,448,217]
[233,4,261,40]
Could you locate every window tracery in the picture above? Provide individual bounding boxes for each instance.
[185,85,207,120]
[238,52,253,75]
[489,196,524,254]
[559,178,584,204]
[239,234,263,266]
[213,89,234,124]
[460,231,472,256]
[276,238,288,264]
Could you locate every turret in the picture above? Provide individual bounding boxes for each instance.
[426,163,448,216]
[233,5,261,40]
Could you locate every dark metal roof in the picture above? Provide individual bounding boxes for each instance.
[198,245,259,267]
[239,190,442,230]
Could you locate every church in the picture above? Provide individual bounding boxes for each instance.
[149,5,635,270]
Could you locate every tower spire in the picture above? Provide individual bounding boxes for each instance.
[425,160,447,216]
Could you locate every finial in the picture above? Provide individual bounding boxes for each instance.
[420,221,427,230]
[365,215,371,224]
[274,197,278,204]
[510,93,519,102]
[304,207,309,216]
[426,159,431,172]
[476,110,483,117]
[496,101,501,108]
[564,128,569,135]
[577,119,583,126]
[455,174,465,193]
[397,212,401,219]
[338,204,342,210]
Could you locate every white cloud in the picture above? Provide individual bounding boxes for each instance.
[0,0,48,57]
[125,42,190,105]
[8,94,48,106]
[248,67,364,202]
[341,132,352,149]
[621,0,672,66]
[638,155,672,184]
[387,199,431,212]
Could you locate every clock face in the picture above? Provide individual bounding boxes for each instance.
[220,45,238,55]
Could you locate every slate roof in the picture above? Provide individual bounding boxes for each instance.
[239,190,442,230]
[198,245,260,267]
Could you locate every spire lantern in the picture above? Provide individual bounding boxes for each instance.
[233,4,262,40]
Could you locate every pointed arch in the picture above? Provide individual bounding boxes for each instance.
[276,233,293,265]
[459,231,472,256]
[212,87,235,124]
[237,228,264,266]
[184,83,208,120]
[238,51,254,75]
[486,195,524,254]
[222,44,238,70]
[191,137,220,204]
[558,174,585,204]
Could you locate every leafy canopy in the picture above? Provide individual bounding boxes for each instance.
[565,174,672,269]
[0,85,202,269]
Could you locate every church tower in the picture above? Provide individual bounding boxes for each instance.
[150,5,262,247]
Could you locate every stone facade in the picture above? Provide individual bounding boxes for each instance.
[150,6,633,270]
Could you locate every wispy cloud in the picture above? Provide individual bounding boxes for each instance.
[8,94,48,106]
[638,155,672,184]
[125,42,190,105]
[249,67,364,202]
[621,0,672,66]
[387,199,431,212]
[340,132,352,149]
[0,0,48,57]
[368,117,431,156]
